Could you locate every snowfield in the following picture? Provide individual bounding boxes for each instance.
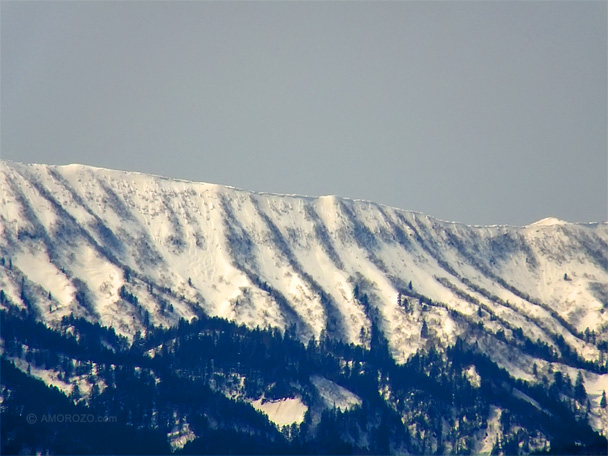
[249,397,308,427]
[311,375,362,411]
[1,161,607,434]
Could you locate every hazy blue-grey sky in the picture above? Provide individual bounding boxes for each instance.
[1,1,606,226]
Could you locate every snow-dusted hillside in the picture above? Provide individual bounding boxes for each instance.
[1,161,607,391]
[2,161,608,451]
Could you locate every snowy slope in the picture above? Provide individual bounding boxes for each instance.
[1,161,607,380]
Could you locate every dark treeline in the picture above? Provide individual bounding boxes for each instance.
[1,303,606,455]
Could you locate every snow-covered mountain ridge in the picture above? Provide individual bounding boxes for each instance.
[1,161,607,373]
[2,160,608,450]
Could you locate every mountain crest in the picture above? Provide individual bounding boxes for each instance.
[1,161,608,451]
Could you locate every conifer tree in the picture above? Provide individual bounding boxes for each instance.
[421,320,429,338]
[574,371,586,402]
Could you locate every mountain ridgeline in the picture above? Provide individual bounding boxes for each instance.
[1,161,607,454]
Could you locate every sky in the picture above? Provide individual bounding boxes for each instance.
[1,1,606,226]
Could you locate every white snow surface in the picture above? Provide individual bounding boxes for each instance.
[474,406,502,454]
[249,397,308,427]
[1,161,607,408]
[167,419,196,451]
[529,217,569,227]
[311,375,362,411]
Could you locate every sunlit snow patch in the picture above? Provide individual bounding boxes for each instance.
[249,397,308,427]
[311,375,362,411]
[528,217,569,227]
[474,406,502,454]
[464,365,481,388]
[167,420,196,451]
